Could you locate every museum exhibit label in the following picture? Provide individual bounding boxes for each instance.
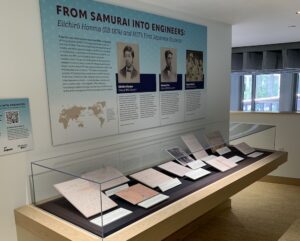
[0,98,33,156]
[39,0,207,145]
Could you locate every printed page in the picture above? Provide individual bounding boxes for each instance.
[130,168,173,188]
[54,178,117,218]
[115,184,159,205]
[82,166,129,191]
[181,133,208,159]
[234,142,255,155]
[158,161,191,177]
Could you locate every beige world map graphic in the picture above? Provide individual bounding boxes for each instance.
[59,102,106,129]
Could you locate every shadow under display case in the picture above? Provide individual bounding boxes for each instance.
[30,121,278,239]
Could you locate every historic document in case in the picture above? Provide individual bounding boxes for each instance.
[202,155,217,162]
[187,160,206,169]
[216,146,231,155]
[81,166,129,191]
[181,133,208,160]
[54,178,117,218]
[105,184,129,197]
[204,156,237,172]
[130,168,174,188]
[166,147,196,166]
[217,156,238,168]
[204,158,230,172]
[205,131,226,152]
[115,183,159,205]
[158,161,191,177]
[234,142,255,155]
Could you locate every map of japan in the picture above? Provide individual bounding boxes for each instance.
[59,101,106,129]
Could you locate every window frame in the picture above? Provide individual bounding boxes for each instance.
[294,73,300,112]
[240,74,255,112]
[232,68,300,113]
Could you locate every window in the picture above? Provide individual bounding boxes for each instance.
[236,73,281,112]
[297,73,300,111]
[255,74,280,112]
[242,75,252,111]
[230,71,300,113]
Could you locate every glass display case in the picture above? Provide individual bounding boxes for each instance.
[30,121,275,239]
[230,122,276,150]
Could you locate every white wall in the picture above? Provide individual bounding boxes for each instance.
[0,0,231,240]
[231,112,300,179]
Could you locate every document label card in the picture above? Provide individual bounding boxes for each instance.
[91,208,132,227]
[216,146,231,155]
[105,184,129,197]
[185,168,211,180]
[187,160,206,169]
[228,156,244,163]
[0,98,33,156]
[138,194,169,208]
[158,178,181,192]
[248,152,263,158]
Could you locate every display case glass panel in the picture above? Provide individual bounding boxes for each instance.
[31,121,274,239]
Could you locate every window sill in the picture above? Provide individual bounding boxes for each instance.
[230,111,300,115]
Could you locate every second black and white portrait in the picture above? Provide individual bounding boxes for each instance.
[160,48,177,82]
[186,50,204,82]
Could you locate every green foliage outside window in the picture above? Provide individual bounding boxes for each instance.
[256,74,280,98]
[243,75,252,100]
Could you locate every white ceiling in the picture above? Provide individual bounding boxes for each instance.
[137,0,300,47]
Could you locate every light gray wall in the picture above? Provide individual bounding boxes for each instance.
[0,1,232,240]
[231,112,300,179]
[230,73,241,111]
[279,72,296,112]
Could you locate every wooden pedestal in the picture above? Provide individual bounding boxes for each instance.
[15,151,287,241]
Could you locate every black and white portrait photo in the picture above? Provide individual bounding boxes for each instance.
[160,48,177,82]
[117,42,140,83]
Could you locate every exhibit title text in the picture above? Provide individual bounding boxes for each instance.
[56,5,186,36]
